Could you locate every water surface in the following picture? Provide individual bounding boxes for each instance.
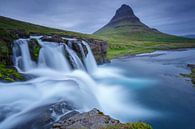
[103,49,195,129]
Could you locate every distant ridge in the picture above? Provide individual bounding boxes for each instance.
[183,34,195,39]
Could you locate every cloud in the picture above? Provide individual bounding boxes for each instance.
[0,0,195,35]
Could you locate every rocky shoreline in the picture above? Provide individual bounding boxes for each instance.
[52,108,152,129]
[181,64,195,86]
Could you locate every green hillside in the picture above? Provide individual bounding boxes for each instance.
[0,16,98,39]
[94,4,195,58]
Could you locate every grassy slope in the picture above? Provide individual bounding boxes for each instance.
[103,122,152,129]
[95,21,195,59]
[0,16,99,39]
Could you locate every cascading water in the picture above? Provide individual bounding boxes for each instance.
[65,45,85,70]
[13,39,36,72]
[37,41,71,72]
[0,37,153,129]
[81,41,98,74]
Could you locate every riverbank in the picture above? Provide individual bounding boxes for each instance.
[181,64,195,86]
[52,108,152,129]
[107,48,195,129]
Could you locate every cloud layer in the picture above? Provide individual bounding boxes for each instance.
[0,0,195,35]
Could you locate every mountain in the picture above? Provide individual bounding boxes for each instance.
[183,34,195,39]
[94,4,160,35]
[94,4,195,58]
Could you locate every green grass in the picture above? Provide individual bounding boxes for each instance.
[95,26,195,59]
[102,122,153,129]
[181,67,195,86]
[0,64,24,82]
[0,16,99,39]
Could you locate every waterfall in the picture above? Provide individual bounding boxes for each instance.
[82,41,98,74]
[37,41,71,72]
[12,38,97,73]
[13,39,36,72]
[0,37,147,129]
[65,45,86,70]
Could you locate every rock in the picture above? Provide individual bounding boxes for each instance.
[187,64,195,68]
[68,39,88,58]
[85,39,109,64]
[52,108,120,129]
[29,38,41,62]
[41,35,66,43]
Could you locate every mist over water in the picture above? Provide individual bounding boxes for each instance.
[0,38,154,128]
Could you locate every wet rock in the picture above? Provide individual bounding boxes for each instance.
[52,108,120,129]
[68,40,88,57]
[41,35,67,43]
[29,38,41,62]
[85,39,109,64]
[187,64,195,68]
[13,101,76,129]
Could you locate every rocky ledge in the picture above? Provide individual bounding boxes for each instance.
[52,108,152,129]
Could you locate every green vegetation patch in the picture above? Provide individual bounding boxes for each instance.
[103,122,153,129]
[0,16,100,40]
[95,25,195,59]
[0,64,24,82]
[181,66,195,86]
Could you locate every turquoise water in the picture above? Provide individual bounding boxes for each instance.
[103,49,195,129]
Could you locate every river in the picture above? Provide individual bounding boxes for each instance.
[0,37,195,129]
[103,48,195,129]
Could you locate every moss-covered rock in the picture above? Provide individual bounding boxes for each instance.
[181,64,195,86]
[29,38,41,62]
[0,28,29,66]
[0,64,25,82]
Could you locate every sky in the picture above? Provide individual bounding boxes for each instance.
[0,0,195,35]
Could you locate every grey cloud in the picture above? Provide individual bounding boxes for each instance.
[0,0,195,35]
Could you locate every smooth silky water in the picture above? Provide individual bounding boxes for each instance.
[0,37,153,129]
[103,49,195,129]
[0,36,195,129]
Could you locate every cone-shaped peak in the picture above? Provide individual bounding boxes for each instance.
[109,4,140,24]
[116,4,134,16]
